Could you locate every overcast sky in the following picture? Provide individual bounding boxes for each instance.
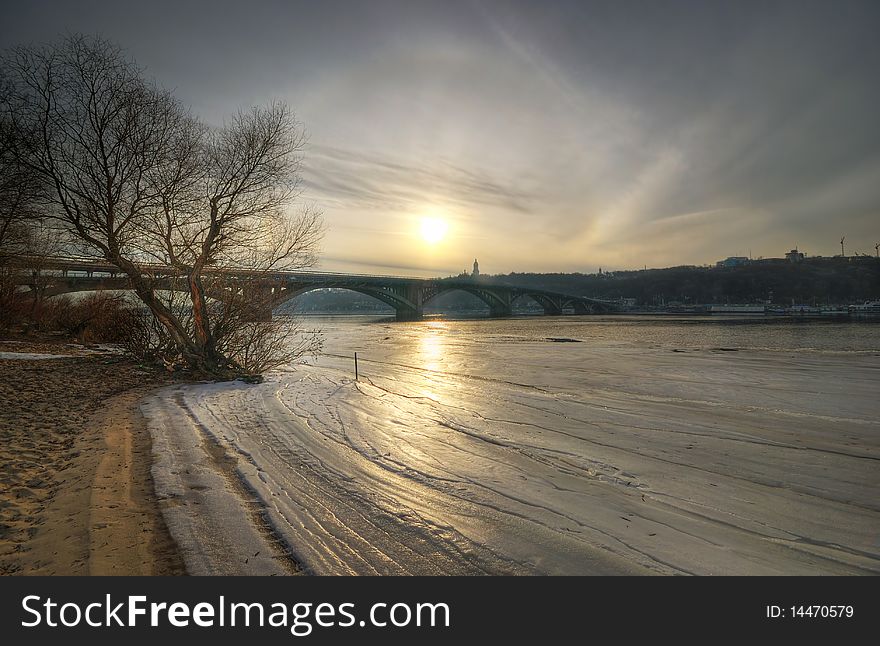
[2,0,878,275]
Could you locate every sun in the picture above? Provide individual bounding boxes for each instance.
[420,217,448,245]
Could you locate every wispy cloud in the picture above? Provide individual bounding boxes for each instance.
[318,254,453,277]
[302,144,542,215]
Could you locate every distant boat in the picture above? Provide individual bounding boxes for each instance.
[818,306,850,317]
[849,301,880,317]
[786,305,849,317]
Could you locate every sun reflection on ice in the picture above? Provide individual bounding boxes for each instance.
[418,321,448,401]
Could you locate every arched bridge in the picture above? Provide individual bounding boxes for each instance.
[16,258,618,321]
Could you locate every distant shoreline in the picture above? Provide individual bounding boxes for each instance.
[292,310,880,321]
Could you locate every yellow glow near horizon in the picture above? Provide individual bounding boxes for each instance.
[420,217,448,245]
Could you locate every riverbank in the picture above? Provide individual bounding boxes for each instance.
[0,338,184,575]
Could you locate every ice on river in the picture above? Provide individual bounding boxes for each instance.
[143,317,880,575]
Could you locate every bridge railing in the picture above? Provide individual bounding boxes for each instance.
[9,255,438,283]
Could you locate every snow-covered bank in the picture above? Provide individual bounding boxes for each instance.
[143,317,880,575]
[0,342,124,361]
[0,351,77,360]
[143,386,295,575]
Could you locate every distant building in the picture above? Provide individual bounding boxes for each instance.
[715,256,750,268]
[785,248,805,263]
[472,258,480,278]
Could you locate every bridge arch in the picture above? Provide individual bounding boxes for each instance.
[511,292,564,315]
[423,285,512,317]
[274,283,421,320]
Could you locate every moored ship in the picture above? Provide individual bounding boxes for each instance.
[849,301,880,317]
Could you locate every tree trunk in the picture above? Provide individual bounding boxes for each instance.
[109,254,204,368]
[187,270,216,356]
[184,202,226,373]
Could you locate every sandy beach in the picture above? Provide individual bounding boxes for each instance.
[0,339,184,575]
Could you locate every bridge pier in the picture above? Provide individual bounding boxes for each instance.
[395,307,423,322]
[245,304,274,322]
[241,286,276,322]
[489,304,513,318]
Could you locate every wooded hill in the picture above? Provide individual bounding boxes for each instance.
[490,257,880,306]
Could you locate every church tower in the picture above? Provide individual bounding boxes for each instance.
[472,258,480,277]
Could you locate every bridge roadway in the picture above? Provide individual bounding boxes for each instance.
[15,257,617,321]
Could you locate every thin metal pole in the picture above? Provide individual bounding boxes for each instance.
[354,352,359,380]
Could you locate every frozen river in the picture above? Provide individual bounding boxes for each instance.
[143,316,880,575]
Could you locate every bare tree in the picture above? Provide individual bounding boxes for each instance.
[0,107,43,327]
[0,35,323,376]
